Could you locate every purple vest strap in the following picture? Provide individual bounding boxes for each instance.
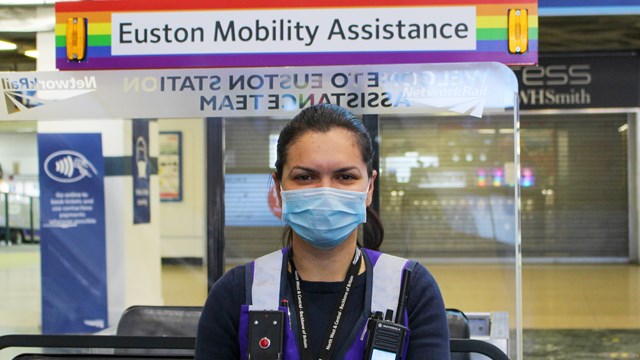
[364,248,383,266]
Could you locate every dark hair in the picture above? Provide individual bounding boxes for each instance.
[274,104,384,250]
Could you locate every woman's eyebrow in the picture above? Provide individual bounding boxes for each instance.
[289,166,361,174]
[290,166,319,174]
[333,166,362,174]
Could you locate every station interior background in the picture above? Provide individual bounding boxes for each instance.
[1,2,640,360]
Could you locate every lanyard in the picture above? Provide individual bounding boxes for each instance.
[289,248,362,360]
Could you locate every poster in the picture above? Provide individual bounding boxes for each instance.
[159,131,182,202]
[37,133,108,334]
[132,119,151,223]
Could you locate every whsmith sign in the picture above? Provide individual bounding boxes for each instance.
[55,0,538,70]
[512,53,640,110]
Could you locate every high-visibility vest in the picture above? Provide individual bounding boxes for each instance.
[239,247,415,360]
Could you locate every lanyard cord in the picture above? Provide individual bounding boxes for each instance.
[289,248,362,360]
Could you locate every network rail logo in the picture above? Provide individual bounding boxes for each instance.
[1,76,97,115]
[44,150,99,183]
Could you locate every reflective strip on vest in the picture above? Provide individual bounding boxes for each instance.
[250,250,408,314]
[250,250,283,310]
[371,253,407,314]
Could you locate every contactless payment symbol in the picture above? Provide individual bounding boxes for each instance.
[43,150,98,183]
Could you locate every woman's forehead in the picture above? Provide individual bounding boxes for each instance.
[285,129,364,167]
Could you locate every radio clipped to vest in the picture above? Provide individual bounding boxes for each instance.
[247,310,285,360]
[364,268,412,360]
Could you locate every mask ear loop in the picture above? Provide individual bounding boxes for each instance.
[365,178,374,207]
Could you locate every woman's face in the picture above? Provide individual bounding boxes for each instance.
[278,128,376,205]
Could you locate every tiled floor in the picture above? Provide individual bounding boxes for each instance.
[0,247,41,336]
[429,263,640,329]
[523,329,640,360]
[2,244,640,358]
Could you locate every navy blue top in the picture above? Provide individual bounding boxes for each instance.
[195,255,450,360]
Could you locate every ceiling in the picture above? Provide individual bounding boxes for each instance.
[0,9,639,71]
[540,15,640,54]
[0,31,38,71]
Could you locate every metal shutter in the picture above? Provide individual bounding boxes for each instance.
[379,114,518,259]
[519,113,628,259]
[224,118,286,261]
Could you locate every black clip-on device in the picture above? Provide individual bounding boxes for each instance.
[364,267,412,360]
[247,309,285,360]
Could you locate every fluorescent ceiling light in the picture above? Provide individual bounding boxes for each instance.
[0,40,17,50]
[24,49,39,58]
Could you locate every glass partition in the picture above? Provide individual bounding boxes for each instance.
[0,62,522,359]
[377,113,520,359]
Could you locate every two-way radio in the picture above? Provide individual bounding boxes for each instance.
[247,310,285,360]
[363,267,412,360]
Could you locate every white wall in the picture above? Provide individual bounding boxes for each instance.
[0,133,38,176]
[36,31,55,72]
[158,118,206,259]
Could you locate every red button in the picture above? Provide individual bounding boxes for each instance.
[259,337,270,349]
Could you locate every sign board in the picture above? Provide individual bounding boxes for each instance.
[132,119,151,224]
[55,0,538,70]
[512,53,640,110]
[0,62,518,120]
[38,133,108,334]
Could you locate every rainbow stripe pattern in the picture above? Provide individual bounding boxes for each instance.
[55,0,538,70]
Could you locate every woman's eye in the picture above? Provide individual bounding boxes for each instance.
[294,174,313,181]
[338,174,356,181]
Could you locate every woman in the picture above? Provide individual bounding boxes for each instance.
[196,104,450,359]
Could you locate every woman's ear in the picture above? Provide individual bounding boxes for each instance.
[366,170,377,207]
[272,172,282,203]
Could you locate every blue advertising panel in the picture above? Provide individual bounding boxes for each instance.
[225,173,282,227]
[37,133,108,334]
[132,119,151,224]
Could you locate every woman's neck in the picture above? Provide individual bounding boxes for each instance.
[290,236,358,282]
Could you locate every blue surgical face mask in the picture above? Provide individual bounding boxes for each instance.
[280,186,368,250]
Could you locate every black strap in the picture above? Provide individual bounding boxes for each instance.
[289,248,362,360]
